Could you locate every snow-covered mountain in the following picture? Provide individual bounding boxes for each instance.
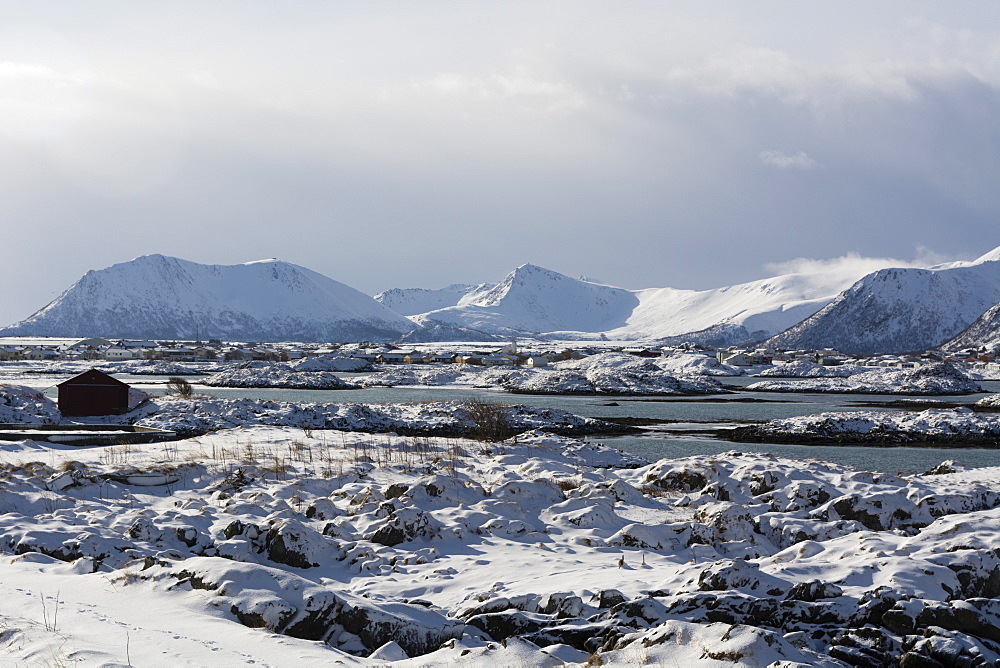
[413,264,640,336]
[766,247,1000,354]
[374,283,494,316]
[406,261,885,343]
[0,255,418,342]
[942,300,1000,353]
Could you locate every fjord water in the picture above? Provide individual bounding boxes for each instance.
[122,376,1000,474]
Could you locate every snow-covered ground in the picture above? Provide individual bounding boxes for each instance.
[360,353,730,396]
[0,427,998,665]
[753,360,869,378]
[203,362,359,389]
[747,362,984,395]
[291,355,373,372]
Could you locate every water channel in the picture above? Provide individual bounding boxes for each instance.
[86,373,1000,475]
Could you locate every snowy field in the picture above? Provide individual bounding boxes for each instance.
[0,423,998,665]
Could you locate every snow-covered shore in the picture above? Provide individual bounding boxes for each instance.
[747,362,984,395]
[728,407,1000,446]
[128,396,629,439]
[203,362,359,389]
[0,428,997,665]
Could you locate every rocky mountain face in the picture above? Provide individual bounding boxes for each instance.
[765,254,1000,354]
[0,255,417,342]
[943,300,1000,353]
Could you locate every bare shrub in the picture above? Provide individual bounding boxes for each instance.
[461,399,514,442]
[166,377,194,398]
[554,478,579,493]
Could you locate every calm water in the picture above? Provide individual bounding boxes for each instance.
[107,374,1000,474]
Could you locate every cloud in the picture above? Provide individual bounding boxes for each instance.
[758,150,821,170]
[0,3,999,325]
[763,252,925,280]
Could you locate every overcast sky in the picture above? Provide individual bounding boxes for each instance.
[2,1,999,325]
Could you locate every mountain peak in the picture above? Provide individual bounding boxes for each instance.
[973,245,1000,265]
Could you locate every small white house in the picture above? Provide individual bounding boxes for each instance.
[104,346,141,361]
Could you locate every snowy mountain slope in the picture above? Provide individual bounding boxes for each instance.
[766,250,1000,354]
[402,259,920,342]
[605,267,870,341]
[374,283,494,316]
[0,255,418,342]
[942,300,1000,352]
[413,264,640,335]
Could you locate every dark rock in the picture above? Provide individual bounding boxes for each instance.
[898,653,945,668]
[594,589,628,609]
[609,598,668,626]
[853,586,900,627]
[917,599,1000,643]
[368,525,406,547]
[222,520,247,539]
[366,507,441,547]
[174,527,199,548]
[644,467,708,492]
[464,610,552,640]
[784,579,843,602]
[537,592,585,619]
[385,483,409,500]
[524,620,621,652]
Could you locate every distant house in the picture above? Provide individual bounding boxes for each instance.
[105,345,141,361]
[525,356,550,368]
[454,354,484,365]
[481,355,513,367]
[57,369,145,417]
[623,348,661,358]
[20,347,58,361]
[223,347,256,361]
[721,353,752,366]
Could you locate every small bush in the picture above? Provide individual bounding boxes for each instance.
[554,478,580,492]
[166,377,193,398]
[462,398,514,442]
